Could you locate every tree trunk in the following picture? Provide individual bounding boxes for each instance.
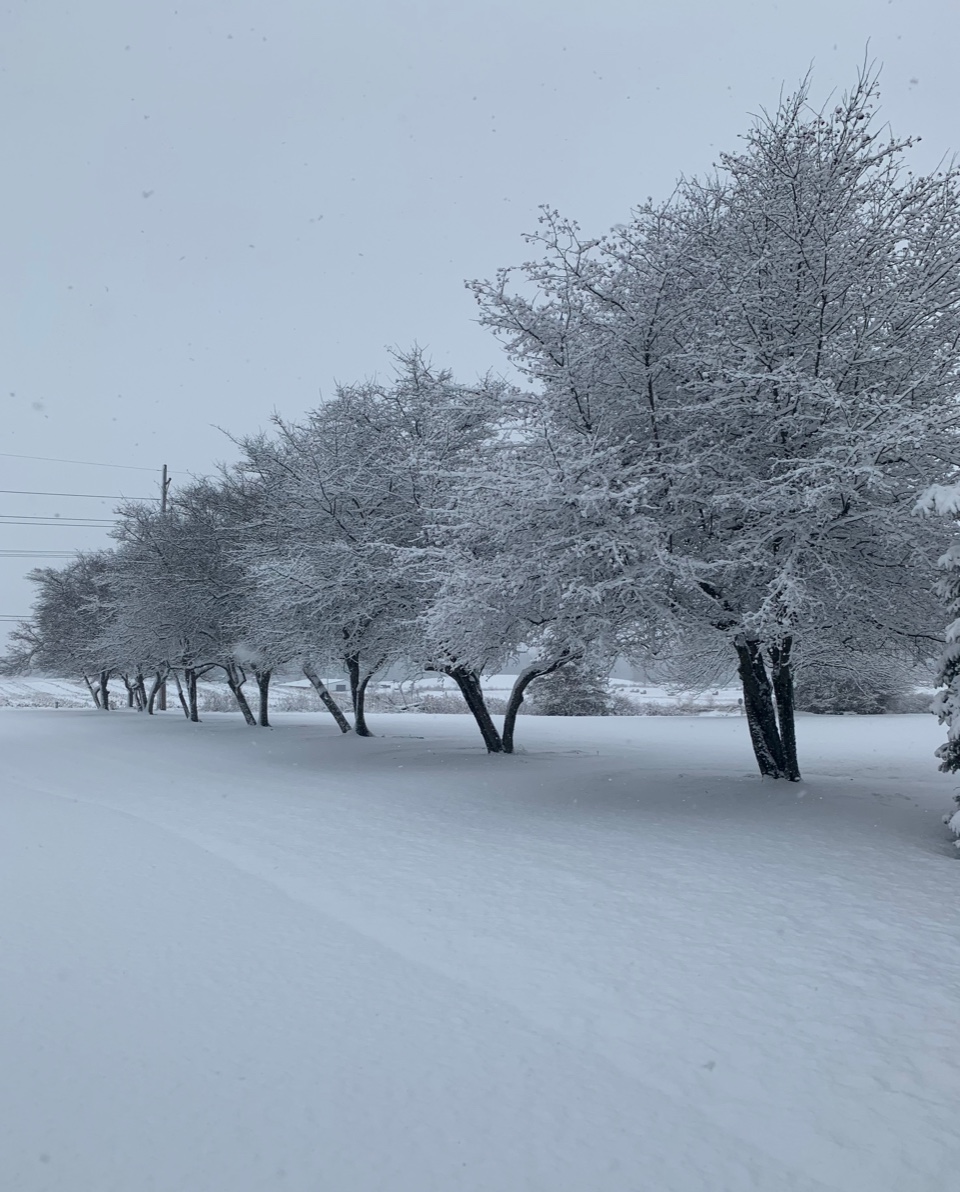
[225,664,256,726]
[502,655,575,753]
[157,676,167,711]
[185,667,200,723]
[83,674,101,709]
[354,673,373,737]
[123,676,135,708]
[99,670,110,711]
[350,672,369,734]
[172,670,191,719]
[345,654,374,737]
[146,669,167,715]
[255,669,271,727]
[302,662,352,733]
[134,671,148,711]
[444,665,503,753]
[769,637,801,781]
[734,636,785,778]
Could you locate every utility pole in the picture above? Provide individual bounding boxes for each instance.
[158,463,170,710]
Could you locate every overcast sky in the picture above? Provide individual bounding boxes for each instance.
[1,0,958,632]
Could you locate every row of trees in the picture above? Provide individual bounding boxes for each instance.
[7,71,960,782]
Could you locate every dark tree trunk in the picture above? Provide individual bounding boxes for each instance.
[444,665,503,753]
[769,637,801,781]
[185,667,200,723]
[302,662,352,733]
[123,676,135,708]
[99,670,110,711]
[83,674,101,709]
[501,655,575,754]
[134,671,148,711]
[255,669,271,727]
[734,637,785,778]
[225,664,257,726]
[345,654,374,737]
[354,673,373,737]
[157,676,167,710]
[172,670,190,719]
[146,669,167,715]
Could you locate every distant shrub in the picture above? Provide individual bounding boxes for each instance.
[196,686,238,713]
[273,687,327,712]
[607,689,644,716]
[639,696,741,716]
[199,682,512,717]
[526,663,618,716]
[371,690,508,715]
[887,690,936,715]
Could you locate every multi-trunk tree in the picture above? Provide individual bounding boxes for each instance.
[240,349,512,744]
[109,480,272,724]
[14,552,120,709]
[474,70,960,778]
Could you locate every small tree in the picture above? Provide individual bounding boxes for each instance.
[526,660,613,716]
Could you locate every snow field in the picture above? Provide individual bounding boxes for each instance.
[2,708,958,1191]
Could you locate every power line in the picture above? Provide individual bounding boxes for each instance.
[0,488,155,500]
[0,452,163,472]
[0,519,115,528]
[0,513,115,521]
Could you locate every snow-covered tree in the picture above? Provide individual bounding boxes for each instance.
[422,398,662,750]
[110,480,266,724]
[241,349,510,743]
[11,551,119,708]
[474,68,960,779]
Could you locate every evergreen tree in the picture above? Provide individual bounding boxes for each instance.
[917,483,960,846]
[526,660,613,717]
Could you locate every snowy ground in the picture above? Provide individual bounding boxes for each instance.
[0,676,97,708]
[2,708,958,1191]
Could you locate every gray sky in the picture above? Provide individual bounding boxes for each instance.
[2,0,958,634]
